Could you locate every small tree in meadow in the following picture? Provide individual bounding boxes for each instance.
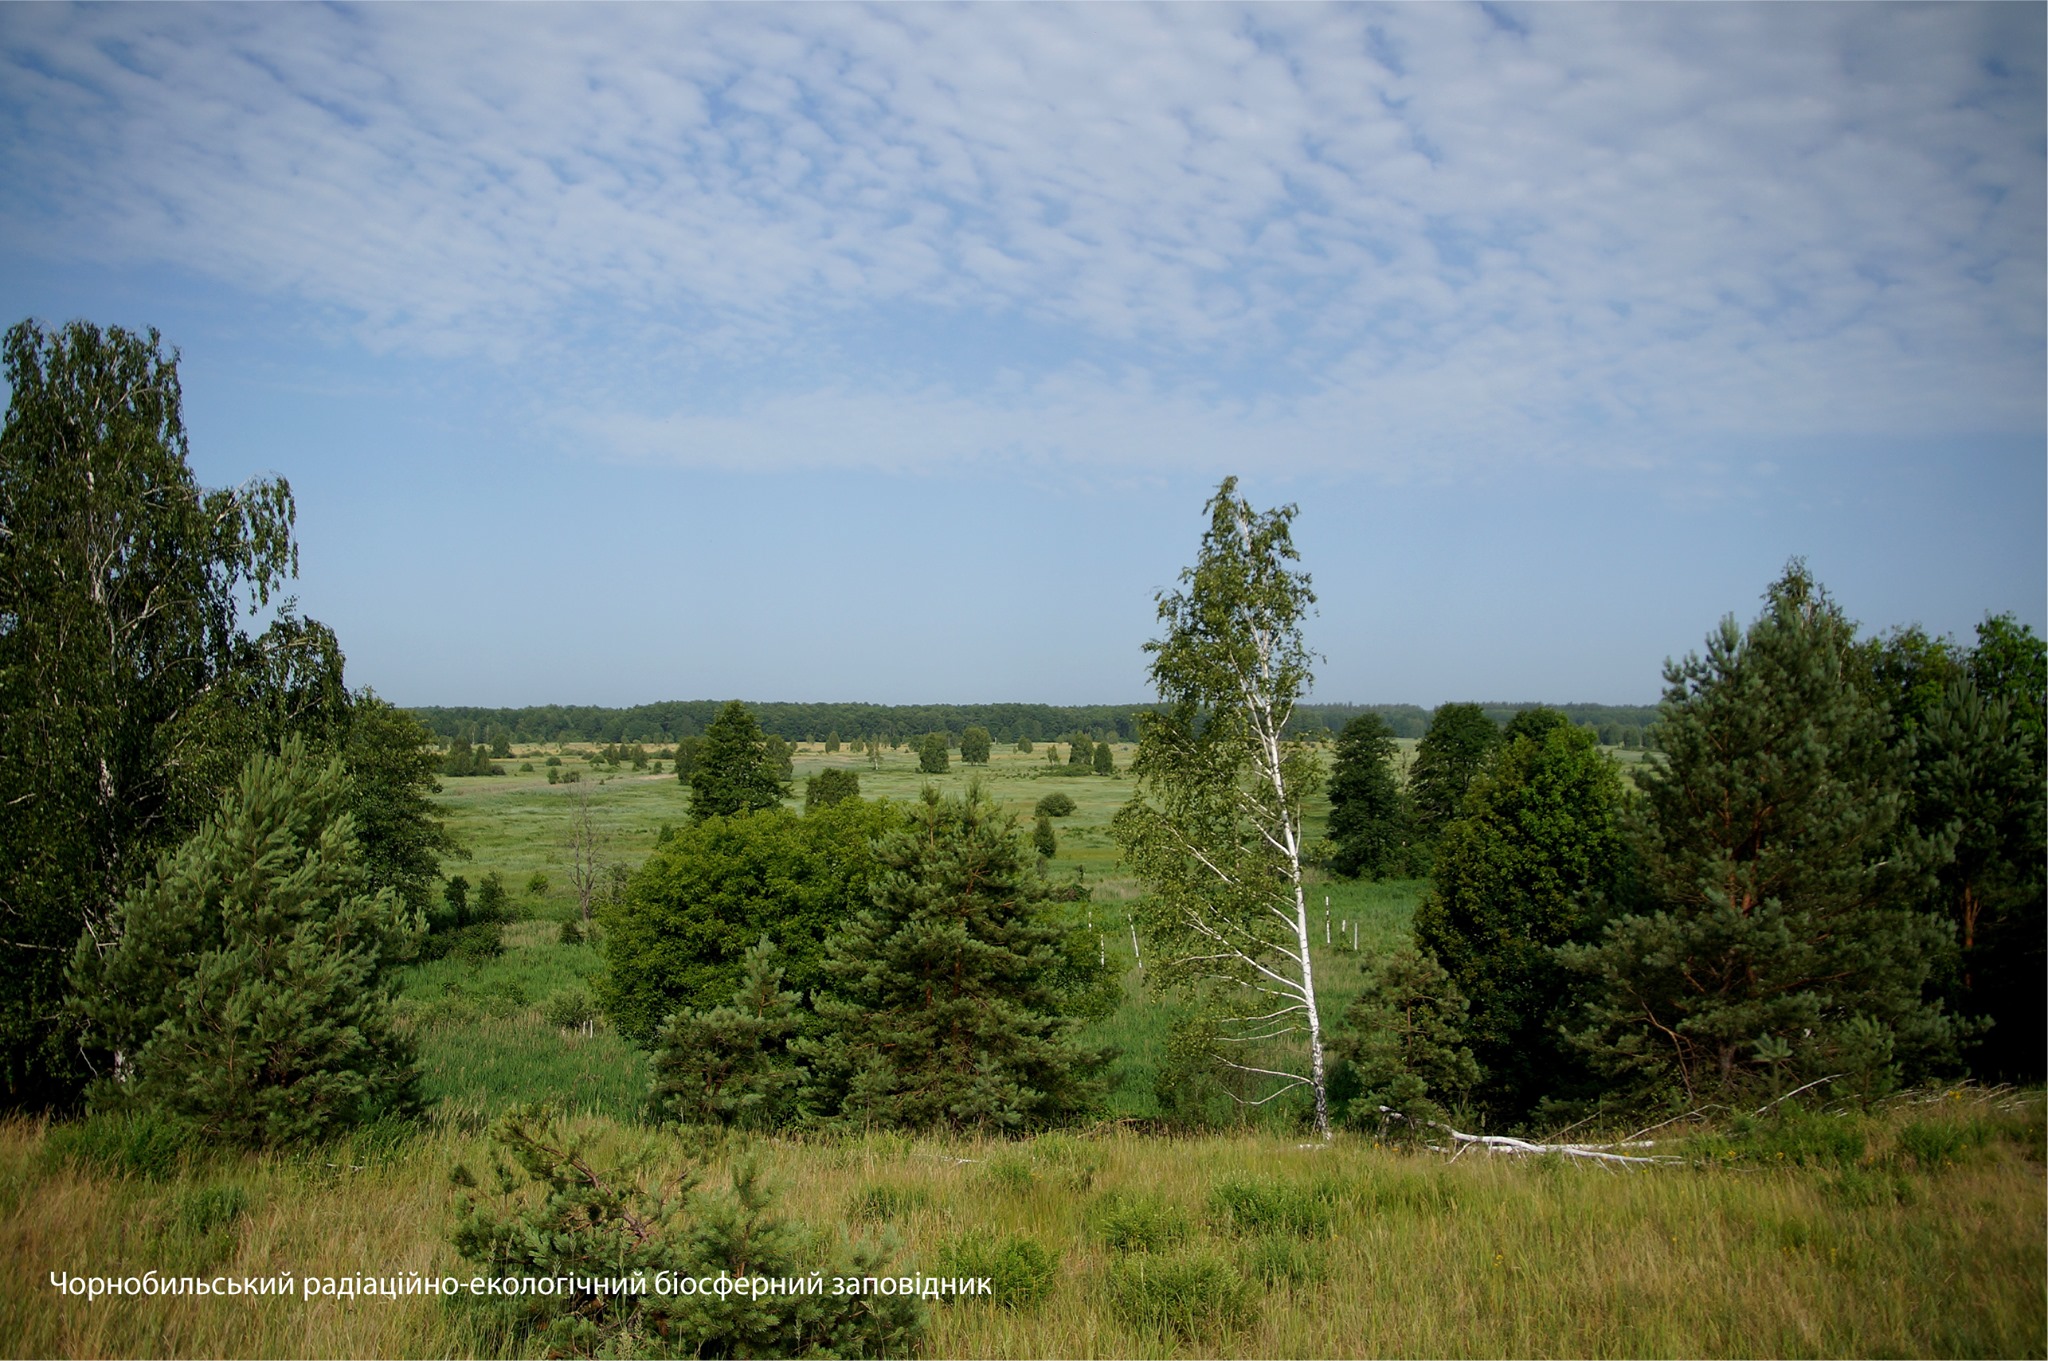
[804,767,861,811]
[1034,814,1058,859]
[918,732,950,774]
[960,725,993,765]
[1093,740,1116,776]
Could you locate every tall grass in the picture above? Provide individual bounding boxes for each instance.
[5,1089,2042,1358]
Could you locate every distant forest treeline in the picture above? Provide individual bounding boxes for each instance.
[408,700,1663,748]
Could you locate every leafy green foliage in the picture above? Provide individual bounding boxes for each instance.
[342,695,460,916]
[1328,947,1479,1134]
[1408,703,1500,842]
[0,318,332,1107]
[451,1109,922,1358]
[1111,477,1333,1137]
[960,725,992,765]
[1895,617,2046,1080]
[596,799,898,1047]
[804,767,862,811]
[1325,713,1406,878]
[686,701,787,823]
[799,783,1113,1131]
[1411,716,1630,1117]
[917,732,949,774]
[69,742,421,1146]
[1034,792,1076,818]
[647,938,802,1129]
[1568,566,1961,1105]
[1092,740,1115,776]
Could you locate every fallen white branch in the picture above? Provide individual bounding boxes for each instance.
[1375,1107,1682,1166]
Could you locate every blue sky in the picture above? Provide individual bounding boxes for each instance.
[2,2,2041,707]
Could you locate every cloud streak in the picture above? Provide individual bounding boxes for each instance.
[1,2,2039,473]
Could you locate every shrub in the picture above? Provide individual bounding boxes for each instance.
[541,988,596,1032]
[475,870,507,921]
[1034,792,1076,818]
[1104,1251,1258,1344]
[545,755,562,767]
[1033,814,1057,859]
[935,1230,1059,1311]
[526,871,549,896]
[557,918,584,946]
[452,1111,923,1358]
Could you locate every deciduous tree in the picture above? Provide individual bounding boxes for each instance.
[1110,478,1335,1139]
[0,319,327,1106]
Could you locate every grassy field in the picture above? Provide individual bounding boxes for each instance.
[4,1092,2042,1358]
[7,744,2042,1358]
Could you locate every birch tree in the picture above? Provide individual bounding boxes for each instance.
[1111,478,1333,1139]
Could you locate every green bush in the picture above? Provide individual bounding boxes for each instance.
[1092,1192,1191,1253]
[557,918,584,946]
[936,1230,1059,1311]
[1207,1177,1334,1237]
[1695,1109,1869,1168]
[451,1109,924,1359]
[1104,1251,1258,1343]
[1033,792,1076,818]
[541,988,596,1032]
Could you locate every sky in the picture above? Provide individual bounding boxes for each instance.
[1,2,2041,708]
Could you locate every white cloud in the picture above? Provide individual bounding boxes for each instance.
[1,1,2039,472]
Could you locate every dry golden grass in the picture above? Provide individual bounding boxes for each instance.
[4,1089,2042,1359]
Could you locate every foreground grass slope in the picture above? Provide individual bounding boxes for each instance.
[4,1091,2042,1359]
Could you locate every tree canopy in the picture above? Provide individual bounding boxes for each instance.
[596,799,899,1047]
[799,783,1112,1131]
[69,741,421,1145]
[1325,712,1405,879]
[1567,565,1960,1105]
[686,701,788,823]
[0,318,338,1107]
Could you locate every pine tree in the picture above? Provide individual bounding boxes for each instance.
[1567,566,1960,1105]
[1092,740,1115,776]
[68,740,422,1145]
[688,701,786,823]
[1325,713,1405,879]
[647,938,802,1129]
[799,783,1111,1131]
[1033,814,1058,859]
[1329,946,1479,1135]
[1411,715,1630,1119]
